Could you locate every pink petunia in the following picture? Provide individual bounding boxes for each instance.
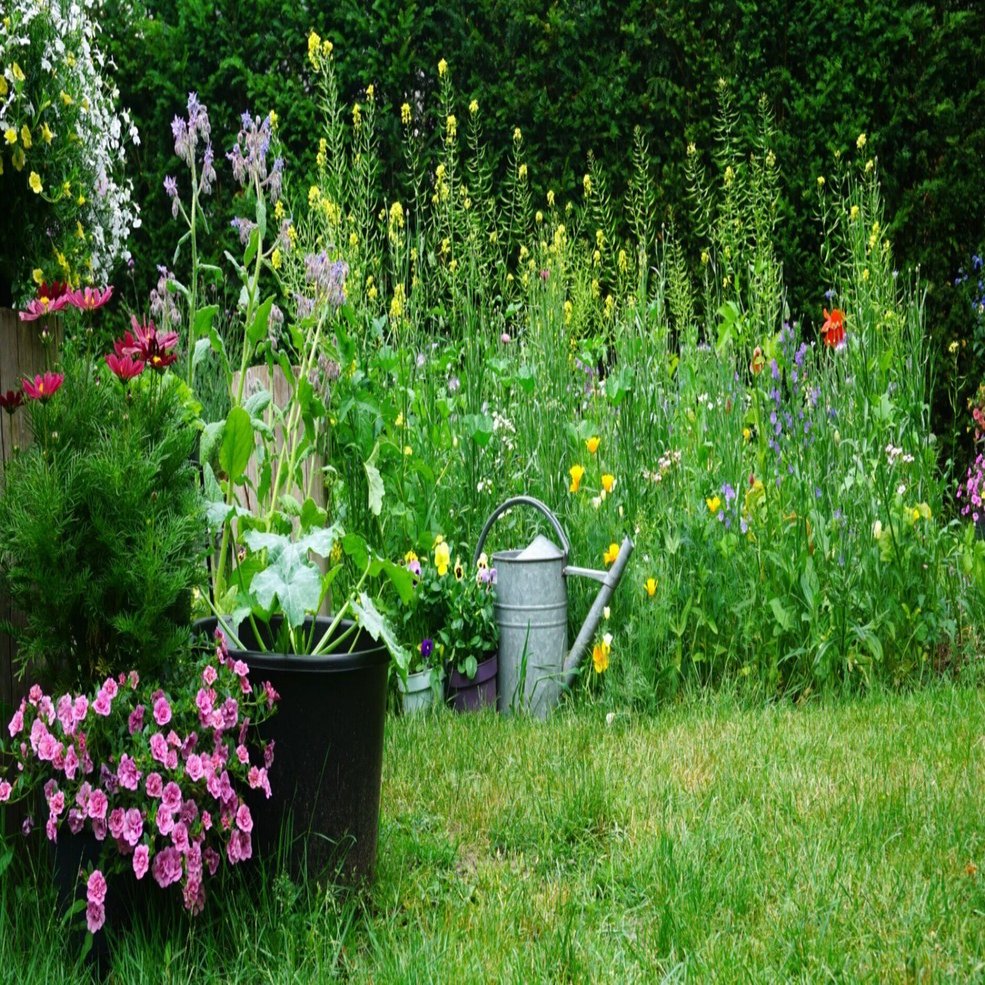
[133,844,150,880]
[102,677,118,699]
[149,732,168,764]
[185,754,204,782]
[7,703,24,737]
[153,696,172,727]
[128,704,145,734]
[161,782,182,814]
[73,695,89,724]
[117,754,141,791]
[145,772,164,798]
[0,781,11,802]
[86,869,108,906]
[151,846,183,888]
[122,808,143,847]
[87,788,108,821]
[86,901,106,934]
[156,806,175,836]
[92,691,112,717]
[108,808,125,840]
[235,804,253,833]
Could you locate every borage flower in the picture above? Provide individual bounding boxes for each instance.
[21,372,65,402]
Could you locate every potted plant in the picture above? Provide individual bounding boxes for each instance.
[0,630,278,940]
[162,97,410,880]
[395,550,447,715]
[400,538,498,712]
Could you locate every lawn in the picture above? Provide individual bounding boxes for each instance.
[4,685,983,982]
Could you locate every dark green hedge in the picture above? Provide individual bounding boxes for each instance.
[105,0,985,458]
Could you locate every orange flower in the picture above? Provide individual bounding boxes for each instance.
[750,345,765,375]
[585,436,600,455]
[592,635,611,673]
[603,542,619,566]
[569,464,585,493]
[821,308,846,348]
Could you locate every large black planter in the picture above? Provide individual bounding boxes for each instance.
[194,616,389,884]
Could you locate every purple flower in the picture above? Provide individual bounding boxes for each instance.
[420,638,434,660]
[304,252,348,308]
[123,808,143,847]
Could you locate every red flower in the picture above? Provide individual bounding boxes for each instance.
[821,308,846,349]
[21,372,65,402]
[19,282,72,321]
[119,316,179,372]
[105,352,145,381]
[0,389,23,414]
[67,285,114,312]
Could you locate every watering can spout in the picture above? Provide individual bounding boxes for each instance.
[561,536,634,685]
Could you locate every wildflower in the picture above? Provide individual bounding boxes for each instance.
[601,474,616,494]
[645,577,657,598]
[821,308,846,349]
[569,464,585,493]
[66,285,114,311]
[420,638,434,660]
[585,436,600,455]
[706,495,722,515]
[20,125,31,149]
[453,558,465,581]
[400,103,411,125]
[500,332,511,344]
[513,127,522,143]
[603,543,619,566]
[446,114,456,139]
[817,175,825,187]
[850,204,860,221]
[750,346,765,375]
[0,390,23,414]
[3,128,16,145]
[21,372,65,402]
[438,58,448,77]
[105,352,144,382]
[29,172,43,194]
[583,173,592,195]
[856,132,867,150]
[592,636,611,673]
[118,317,179,371]
[469,98,478,115]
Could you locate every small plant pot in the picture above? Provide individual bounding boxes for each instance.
[446,654,498,712]
[398,668,437,715]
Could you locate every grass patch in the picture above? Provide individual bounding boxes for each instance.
[3,686,984,981]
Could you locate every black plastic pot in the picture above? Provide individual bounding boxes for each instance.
[193,616,389,884]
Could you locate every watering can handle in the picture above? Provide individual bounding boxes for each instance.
[472,496,571,564]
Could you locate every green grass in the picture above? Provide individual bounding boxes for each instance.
[4,686,985,982]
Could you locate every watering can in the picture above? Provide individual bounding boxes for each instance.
[473,496,634,718]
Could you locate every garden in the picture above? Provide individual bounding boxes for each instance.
[1,1,984,980]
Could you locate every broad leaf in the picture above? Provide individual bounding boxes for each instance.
[219,406,254,485]
[251,562,322,629]
[364,443,384,517]
[350,593,409,671]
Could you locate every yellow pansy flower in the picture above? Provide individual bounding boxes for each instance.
[706,495,722,515]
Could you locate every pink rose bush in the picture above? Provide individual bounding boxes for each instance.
[0,631,278,932]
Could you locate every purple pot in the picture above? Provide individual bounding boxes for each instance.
[446,654,498,712]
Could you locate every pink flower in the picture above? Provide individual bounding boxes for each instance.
[7,703,24,737]
[87,788,108,820]
[203,846,220,876]
[102,677,118,699]
[105,352,145,382]
[149,732,168,764]
[67,808,85,834]
[73,695,89,724]
[86,869,108,906]
[63,745,79,780]
[156,806,175,836]
[235,804,253,833]
[161,781,182,813]
[232,660,249,678]
[37,732,60,762]
[123,808,143,847]
[66,285,114,311]
[128,704,145,734]
[117,755,141,791]
[21,372,65,403]
[171,821,190,854]
[262,681,279,708]
[202,665,217,686]
[151,846,183,888]
[86,901,106,934]
[145,772,163,798]
[263,741,275,769]
[166,749,178,770]
[153,696,172,726]
[201,811,212,831]
[28,684,42,704]
[56,695,75,734]
[500,332,511,344]
[19,291,70,321]
[226,828,252,864]
[185,754,204,781]
[92,690,112,717]
[235,744,249,765]
[0,781,11,801]
[195,688,215,721]
[120,316,179,372]
[133,844,150,879]
[45,817,58,842]
[108,808,125,839]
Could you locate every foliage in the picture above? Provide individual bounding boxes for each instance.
[0,343,203,694]
[0,630,278,933]
[0,0,139,304]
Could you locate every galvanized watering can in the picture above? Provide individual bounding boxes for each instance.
[473,496,634,718]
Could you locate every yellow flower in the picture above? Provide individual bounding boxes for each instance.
[563,300,573,325]
[390,283,406,320]
[700,250,710,265]
[365,84,374,101]
[28,171,42,194]
[856,132,867,150]
[601,473,616,494]
[583,173,592,195]
[645,577,657,598]
[547,189,555,208]
[513,127,522,143]
[12,63,25,82]
[268,109,278,130]
[0,76,6,97]
[403,445,412,456]
[476,552,489,571]
[446,114,456,139]
[816,175,825,187]
[585,436,600,455]
[569,464,585,493]
[20,125,31,149]
[433,539,451,576]
[60,90,73,106]
[400,103,411,125]
[468,99,478,115]
[865,158,874,173]
[535,210,543,224]
[518,163,527,181]
[706,495,722,515]
[32,268,44,285]
[352,102,362,128]
[307,30,322,67]
[271,248,282,270]
[404,550,418,564]
[603,543,619,566]
[75,221,84,240]
[592,638,610,674]
[3,128,16,145]
[438,58,448,77]
[453,558,464,581]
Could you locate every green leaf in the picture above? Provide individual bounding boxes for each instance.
[192,304,219,341]
[192,337,213,374]
[350,592,409,670]
[769,597,794,633]
[219,406,254,485]
[246,295,275,348]
[252,561,322,628]
[364,442,384,517]
[299,497,328,533]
